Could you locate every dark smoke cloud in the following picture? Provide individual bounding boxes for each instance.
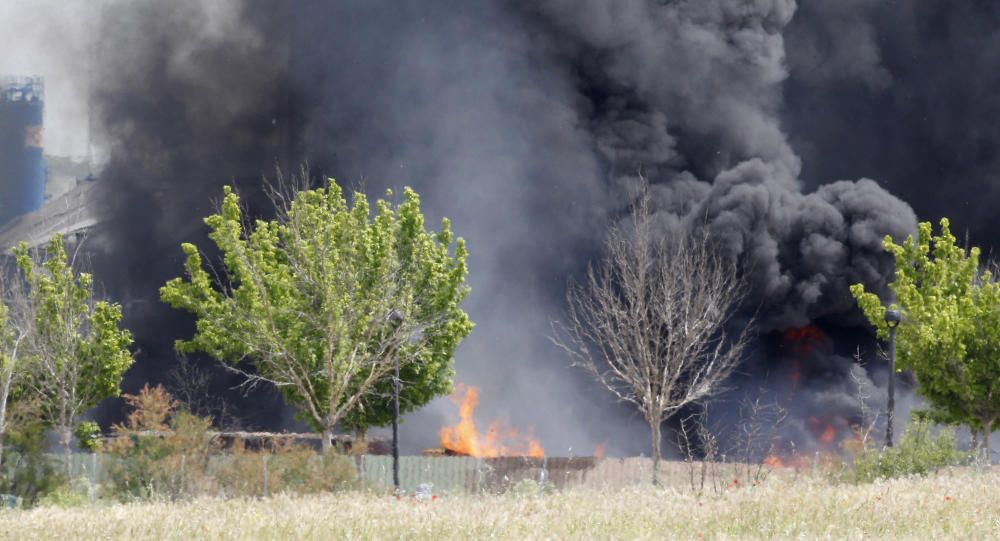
[533,0,916,330]
[87,0,296,427]
[287,0,919,452]
[55,0,975,453]
[785,1,1000,249]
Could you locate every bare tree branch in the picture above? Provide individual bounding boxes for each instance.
[552,179,754,484]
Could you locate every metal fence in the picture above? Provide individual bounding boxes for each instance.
[4,453,693,501]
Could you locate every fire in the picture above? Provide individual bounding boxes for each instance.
[763,453,812,469]
[808,415,842,446]
[594,442,608,458]
[783,325,826,357]
[763,454,785,468]
[819,423,836,445]
[439,385,545,457]
[765,415,859,468]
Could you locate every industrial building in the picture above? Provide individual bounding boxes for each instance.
[0,76,100,252]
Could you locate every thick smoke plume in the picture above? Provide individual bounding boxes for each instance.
[20,0,995,454]
[86,0,297,426]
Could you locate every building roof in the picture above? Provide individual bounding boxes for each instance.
[0,179,99,251]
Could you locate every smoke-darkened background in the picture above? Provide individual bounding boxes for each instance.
[3,0,996,455]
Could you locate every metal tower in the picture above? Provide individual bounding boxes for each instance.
[0,76,45,227]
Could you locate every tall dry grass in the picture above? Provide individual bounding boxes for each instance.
[2,467,999,540]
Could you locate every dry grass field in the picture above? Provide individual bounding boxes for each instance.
[2,467,999,540]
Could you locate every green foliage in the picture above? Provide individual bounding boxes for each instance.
[13,235,134,445]
[849,419,967,482]
[851,219,1000,435]
[36,478,93,508]
[161,182,472,436]
[0,406,65,506]
[0,262,29,455]
[73,421,102,453]
[507,478,552,497]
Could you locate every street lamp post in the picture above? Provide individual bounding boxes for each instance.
[884,307,902,447]
[392,349,401,491]
[389,311,403,492]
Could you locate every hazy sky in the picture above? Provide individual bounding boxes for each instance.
[0,0,100,158]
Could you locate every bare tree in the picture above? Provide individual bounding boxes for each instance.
[552,185,754,485]
[165,355,243,430]
[850,347,881,451]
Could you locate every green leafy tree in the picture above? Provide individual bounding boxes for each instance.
[161,181,472,450]
[14,235,134,456]
[0,265,31,465]
[851,219,1000,457]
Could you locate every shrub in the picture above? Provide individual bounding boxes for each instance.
[102,385,220,500]
[214,439,357,497]
[102,384,356,501]
[508,478,551,497]
[74,421,103,453]
[0,400,65,506]
[849,419,967,482]
[37,478,93,508]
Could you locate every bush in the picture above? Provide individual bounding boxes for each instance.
[74,422,103,453]
[37,478,93,508]
[0,400,66,506]
[103,385,221,500]
[214,439,357,497]
[102,384,356,501]
[849,419,967,482]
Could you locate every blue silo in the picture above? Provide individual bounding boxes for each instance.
[0,77,44,227]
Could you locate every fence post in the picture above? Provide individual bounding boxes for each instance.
[262,454,270,498]
[359,455,366,493]
[91,452,98,501]
[476,458,483,494]
[540,456,548,487]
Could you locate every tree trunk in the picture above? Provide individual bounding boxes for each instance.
[60,425,73,476]
[972,430,980,459]
[321,427,333,454]
[984,418,994,465]
[650,419,662,486]
[986,431,991,465]
[0,382,8,466]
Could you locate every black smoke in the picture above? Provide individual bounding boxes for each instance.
[87,0,297,428]
[67,0,1000,454]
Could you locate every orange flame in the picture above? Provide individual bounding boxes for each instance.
[594,442,608,458]
[439,385,545,457]
[763,453,813,469]
[763,454,785,468]
[783,325,826,357]
[819,423,837,445]
[766,416,858,467]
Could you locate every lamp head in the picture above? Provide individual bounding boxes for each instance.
[884,308,902,329]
